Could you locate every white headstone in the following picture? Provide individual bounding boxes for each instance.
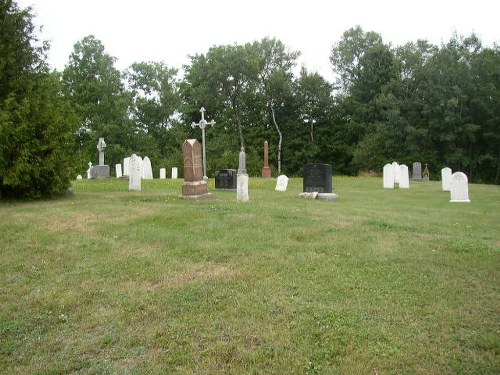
[441,167,452,191]
[115,164,123,178]
[392,161,400,184]
[171,167,178,179]
[142,156,153,179]
[399,165,410,189]
[159,168,166,179]
[383,163,395,189]
[123,157,130,177]
[450,172,470,203]
[129,154,142,191]
[237,174,249,202]
[76,175,82,180]
[86,162,92,179]
[275,175,289,192]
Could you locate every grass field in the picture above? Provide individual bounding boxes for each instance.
[1,177,498,374]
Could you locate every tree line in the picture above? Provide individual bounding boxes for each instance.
[1,1,499,198]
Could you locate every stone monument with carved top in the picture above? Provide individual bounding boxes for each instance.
[90,137,110,178]
[181,139,211,198]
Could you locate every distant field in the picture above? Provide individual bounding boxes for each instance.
[1,177,498,374]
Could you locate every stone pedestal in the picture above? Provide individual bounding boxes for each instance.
[90,165,110,179]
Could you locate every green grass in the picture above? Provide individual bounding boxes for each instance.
[1,177,498,374]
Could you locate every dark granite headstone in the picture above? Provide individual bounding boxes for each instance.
[215,169,237,190]
[303,164,332,193]
[412,162,422,180]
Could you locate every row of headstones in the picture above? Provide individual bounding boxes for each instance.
[215,169,290,192]
[384,162,470,202]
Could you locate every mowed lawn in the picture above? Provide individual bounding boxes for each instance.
[0,177,498,374]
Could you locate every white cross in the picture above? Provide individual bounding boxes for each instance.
[191,107,215,179]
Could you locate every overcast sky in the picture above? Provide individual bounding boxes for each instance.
[18,0,500,82]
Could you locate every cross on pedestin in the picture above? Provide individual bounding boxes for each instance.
[191,107,215,179]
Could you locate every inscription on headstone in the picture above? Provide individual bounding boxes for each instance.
[215,169,237,190]
[303,164,332,193]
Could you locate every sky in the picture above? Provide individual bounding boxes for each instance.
[17,0,500,83]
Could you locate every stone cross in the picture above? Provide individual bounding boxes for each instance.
[191,107,215,180]
[97,138,106,165]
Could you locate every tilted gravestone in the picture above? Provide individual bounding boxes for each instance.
[181,139,210,198]
[383,163,395,189]
[275,175,289,192]
[450,172,470,203]
[215,169,237,190]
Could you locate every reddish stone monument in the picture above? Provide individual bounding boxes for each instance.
[181,139,210,198]
[262,140,271,178]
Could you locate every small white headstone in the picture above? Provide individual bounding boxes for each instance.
[171,167,178,179]
[441,167,452,191]
[123,157,130,177]
[237,174,249,202]
[399,165,410,189]
[159,168,166,179]
[275,175,289,192]
[142,156,153,179]
[450,172,470,203]
[129,154,142,191]
[87,162,92,179]
[115,164,123,178]
[76,175,82,180]
[383,163,395,189]
[392,161,400,184]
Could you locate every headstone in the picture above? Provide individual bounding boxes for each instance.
[392,161,400,184]
[303,164,332,193]
[181,139,210,198]
[123,157,130,177]
[87,162,93,179]
[128,154,142,191]
[76,175,83,180]
[422,163,430,182]
[302,164,338,200]
[237,173,249,202]
[383,163,395,189]
[215,169,237,190]
[142,156,153,179]
[275,175,289,192]
[159,168,166,179]
[171,167,178,179]
[115,164,123,178]
[450,172,470,203]
[441,167,452,191]
[412,162,422,181]
[399,165,410,189]
[262,140,271,178]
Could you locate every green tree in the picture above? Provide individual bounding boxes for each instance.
[0,1,78,198]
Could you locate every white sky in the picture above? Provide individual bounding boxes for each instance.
[18,0,500,82]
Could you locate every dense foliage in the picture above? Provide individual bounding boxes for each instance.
[2,1,499,189]
[0,0,78,198]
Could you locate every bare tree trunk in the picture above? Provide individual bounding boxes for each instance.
[270,104,282,174]
[236,114,245,151]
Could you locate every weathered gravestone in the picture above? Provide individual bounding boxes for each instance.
[301,163,338,200]
[262,140,271,178]
[128,154,142,191]
[450,172,470,203]
[215,169,237,190]
[123,157,130,177]
[142,156,153,179]
[159,168,166,179]
[91,138,110,178]
[171,167,178,179]
[237,147,249,202]
[275,175,289,192]
[441,167,452,191]
[115,164,123,178]
[383,163,395,189]
[181,139,210,198]
[392,161,400,184]
[399,164,410,189]
[412,162,422,181]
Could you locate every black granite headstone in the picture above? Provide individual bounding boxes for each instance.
[303,164,332,193]
[215,169,237,190]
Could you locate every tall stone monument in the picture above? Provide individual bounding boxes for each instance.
[181,139,210,198]
[91,137,110,178]
[191,107,215,180]
[262,140,271,178]
[237,147,249,202]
